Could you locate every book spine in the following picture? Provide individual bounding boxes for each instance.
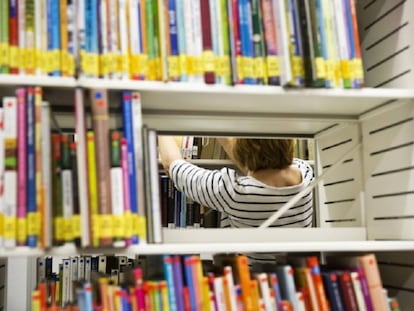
[61,134,74,244]
[145,0,156,80]
[349,0,363,88]
[34,87,45,247]
[236,255,255,311]
[74,88,91,247]
[98,0,109,78]
[190,0,203,83]
[238,0,256,85]
[208,0,219,84]
[18,0,25,75]
[121,91,139,244]
[67,0,76,77]
[261,0,279,85]
[48,0,61,76]
[25,0,35,75]
[86,136,98,248]
[128,0,142,80]
[199,0,215,84]
[352,267,373,311]
[26,87,38,247]
[167,0,180,82]
[321,0,337,88]
[118,0,129,79]
[90,89,113,246]
[70,138,81,247]
[175,0,187,81]
[84,0,99,77]
[34,0,42,75]
[131,92,145,243]
[0,0,9,73]
[269,273,283,311]
[76,0,85,77]
[51,133,63,245]
[350,271,368,311]
[16,88,27,246]
[163,255,178,311]
[39,0,48,75]
[120,137,132,246]
[157,0,169,81]
[257,273,273,311]
[59,0,68,76]
[9,0,19,74]
[251,0,266,85]
[3,96,18,248]
[109,130,125,246]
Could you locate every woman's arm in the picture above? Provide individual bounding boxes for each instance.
[158,135,184,175]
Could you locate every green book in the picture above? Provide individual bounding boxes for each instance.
[0,0,9,73]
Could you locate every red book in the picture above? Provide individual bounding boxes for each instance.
[307,256,330,311]
[199,0,215,84]
[337,271,359,311]
[9,0,19,74]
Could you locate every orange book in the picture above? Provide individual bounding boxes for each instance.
[235,255,255,311]
[306,256,330,311]
[191,255,204,310]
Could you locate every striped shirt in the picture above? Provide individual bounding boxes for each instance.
[170,158,314,264]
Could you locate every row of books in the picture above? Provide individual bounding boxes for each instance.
[0,87,163,249]
[0,0,364,88]
[31,253,402,310]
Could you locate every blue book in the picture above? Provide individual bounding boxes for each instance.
[321,271,345,311]
[287,0,305,86]
[238,0,256,84]
[26,88,37,247]
[83,282,94,311]
[85,0,99,76]
[269,273,283,311]
[163,255,178,311]
[184,256,197,311]
[47,0,61,76]
[168,0,180,81]
[121,91,139,244]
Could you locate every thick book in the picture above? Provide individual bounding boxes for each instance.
[321,270,345,311]
[90,89,112,247]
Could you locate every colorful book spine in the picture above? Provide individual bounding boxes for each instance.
[16,88,27,246]
[250,0,266,85]
[261,0,280,85]
[167,0,180,82]
[66,0,76,77]
[321,0,338,88]
[3,97,18,248]
[84,0,99,77]
[61,134,74,244]
[109,130,125,247]
[120,137,132,246]
[51,133,63,245]
[307,256,330,311]
[199,0,215,84]
[321,271,345,311]
[157,0,169,81]
[236,255,255,311]
[128,0,143,80]
[70,138,81,246]
[287,0,305,87]
[0,0,9,73]
[216,0,231,85]
[190,0,203,83]
[59,0,68,76]
[34,0,42,75]
[121,91,139,244]
[97,0,108,78]
[47,0,61,76]
[9,0,19,74]
[348,0,364,88]
[26,87,38,247]
[74,88,91,247]
[269,273,283,310]
[34,88,45,248]
[90,89,112,247]
[17,0,26,75]
[163,255,178,311]
[118,0,130,79]
[238,0,255,84]
[25,0,35,75]
[175,0,187,81]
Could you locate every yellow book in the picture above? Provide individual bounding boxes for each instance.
[160,280,170,311]
[87,131,99,247]
[59,0,68,76]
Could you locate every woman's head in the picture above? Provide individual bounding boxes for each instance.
[232,138,295,172]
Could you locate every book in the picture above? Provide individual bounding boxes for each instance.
[166,0,180,82]
[276,265,299,311]
[16,88,27,246]
[9,0,19,74]
[199,0,215,84]
[86,131,99,247]
[163,255,178,311]
[321,270,345,311]
[337,270,359,311]
[350,270,368,311]
[61,134,74,244]
[90,89,112,247]
[0,0,9,73]
[74,88,91,247]
[51,133,63,246]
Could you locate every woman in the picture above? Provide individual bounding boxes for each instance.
[158,136,314,264]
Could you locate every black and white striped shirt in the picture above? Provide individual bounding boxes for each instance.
[170,158,314,264]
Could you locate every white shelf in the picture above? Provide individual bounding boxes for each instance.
[1,228,413,257]
[0,74,77,88]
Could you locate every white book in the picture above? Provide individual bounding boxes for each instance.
[131,92,145,226]
[41,101,52,248]
[77,0,86,77]
[36,256,46,284]
[214,276,227,311]
[74,89,90,247]
[223,266,238,311]
[40,0,48,73]
[118,0,129,79]
[99,0,109,79]
[108,0,120,78]
[183,0,195,82]
[212,0,223,84]
[296,291,307,311]
[34,0,43,75]
[78,256,85,281]
[148,128,163,243]
[190,0,203,83]
[128,0,141,55]
[272,0,292,85]
[110,165,125,246]
[62,259,71,306]
[350,271,367,311]
[61,169,74,242]
[70,256,79,302]
[3,97,17,249]
[84,255,92,282]
[257,273,273,311]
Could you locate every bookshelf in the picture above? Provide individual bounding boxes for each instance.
[1,0,414,309]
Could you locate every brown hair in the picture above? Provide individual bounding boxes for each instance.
[232,138,295,172]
